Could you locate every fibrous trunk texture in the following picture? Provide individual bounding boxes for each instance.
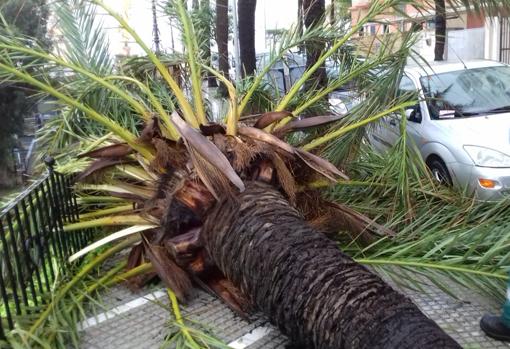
[203,182,460,349]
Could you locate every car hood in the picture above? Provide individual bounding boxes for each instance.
[432,113,510,154]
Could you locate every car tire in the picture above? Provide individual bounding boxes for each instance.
[427,157,453,186]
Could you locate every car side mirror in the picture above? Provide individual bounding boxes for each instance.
[405,105,422,123]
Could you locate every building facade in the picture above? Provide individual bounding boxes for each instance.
[349,0,506,63]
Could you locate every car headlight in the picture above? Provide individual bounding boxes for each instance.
[463,145,510,167]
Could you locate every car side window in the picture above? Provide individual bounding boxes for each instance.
[398,75,421,123]
[398,75,416,94]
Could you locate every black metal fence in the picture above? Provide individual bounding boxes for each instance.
[0,167,91,341]
[501,17,510,65]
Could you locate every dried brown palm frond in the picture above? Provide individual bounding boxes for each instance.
[78,143,133,158]
[269,152,297,203]
[273,114,345,137]
[253,111,294,129]
[142,235,193,301]
[77,157,133,181]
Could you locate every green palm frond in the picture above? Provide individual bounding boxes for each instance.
[163,289,230,349]
[54,0,113,74]
[330,126,510,300]
[91,0,199,127]
[174,0,207,124]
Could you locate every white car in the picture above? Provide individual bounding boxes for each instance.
[370,60,510,200]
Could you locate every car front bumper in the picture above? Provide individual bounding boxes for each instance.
[450,162,510,201]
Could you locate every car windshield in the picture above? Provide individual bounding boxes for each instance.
[420,66,510,119]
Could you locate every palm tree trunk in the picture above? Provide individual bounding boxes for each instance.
[434,0,446,61]
[200,0,217,87]
[238,0,257,77]
[303,0,327,93]
[297,0,304,53]
[329,0,335,25]
[151,0,161,54]
[216,0,230,84]
[203,182,461,349]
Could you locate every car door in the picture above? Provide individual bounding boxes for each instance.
[402,75,428,152]
[370,75,418,151]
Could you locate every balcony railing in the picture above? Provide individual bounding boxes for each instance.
[0,163,91,343]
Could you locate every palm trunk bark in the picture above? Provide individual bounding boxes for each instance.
[238,0,257,77]
[434,0,446,61]
[203,182,460,349]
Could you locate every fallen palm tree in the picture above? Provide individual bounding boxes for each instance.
[0,0,461,347]
[204,183,458,348]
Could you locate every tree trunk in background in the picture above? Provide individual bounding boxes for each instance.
[0,0,48,183]
[297,0,304,53]
[303,0,327,93]
[238,0,257,77]
[216,0,229,94]
[434,0,446,61]
[151,0,161,54]
[203,182,461,349]
[201,0,217,87]
[329,0,335,25]
[0,158,18,188]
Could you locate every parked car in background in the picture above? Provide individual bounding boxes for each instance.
[326,59,361,114]
[369,60,510,200]
[256,52,306,94]
[329,89,360,114]
[255,53,358,114]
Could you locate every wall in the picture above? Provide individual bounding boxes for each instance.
[485,17,501,61]
[447,27,485,60]
[413,27,485,63]
[414,29,436,62]
[467,12,485,29]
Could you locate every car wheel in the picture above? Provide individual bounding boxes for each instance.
[427,157,452,186]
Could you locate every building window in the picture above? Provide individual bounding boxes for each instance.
[363,23,377,36]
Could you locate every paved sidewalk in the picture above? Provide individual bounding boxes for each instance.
[79,272,510,349]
